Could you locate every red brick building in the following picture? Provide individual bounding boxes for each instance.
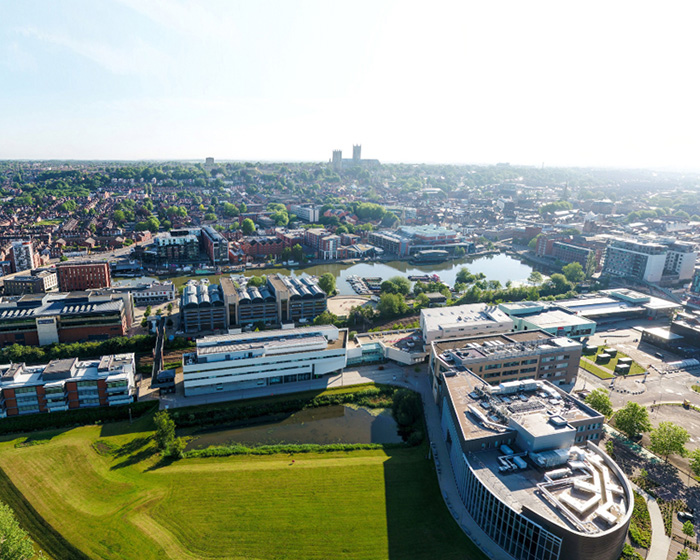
[56,262,111,292]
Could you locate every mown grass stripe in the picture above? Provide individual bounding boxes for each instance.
[0,466,92,560]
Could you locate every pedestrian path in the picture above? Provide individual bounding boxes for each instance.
[633,483,671,560]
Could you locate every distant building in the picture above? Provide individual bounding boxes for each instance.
[200,226,229,266]
[602,238,697,284]
[56,262,111,292]
[290,205,320,223]
[691,267,700,294]
[0,353,136,418]
[329,145,380,172]
[182,326,347,397]
[11,240,35,273]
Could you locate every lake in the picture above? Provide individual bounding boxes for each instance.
[184,405,402,450]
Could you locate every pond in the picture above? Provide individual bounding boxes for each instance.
[184,405,402,450]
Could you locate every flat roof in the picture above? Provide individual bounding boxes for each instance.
[421,304,512,333]
[353,329,425,355]
[523,309,595,329]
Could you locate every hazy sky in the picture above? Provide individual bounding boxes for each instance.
[1,1,699,168]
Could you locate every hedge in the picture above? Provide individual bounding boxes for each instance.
[0,401,158,436]
[171,386,397,429]
[185,442,403,458]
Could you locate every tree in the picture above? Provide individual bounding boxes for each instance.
[291,243,304,262]
[241,218,255,235]
[454,246,466,257]
[281,247,292,261]
[318,273,336,295]
[144,305,152,318]
[414,293,430,309]
[456,267,475,285]
[683,521,695,537]
[614,402,651,440]
[584,388,613,417]
[527,270,543,285]
[548,273,573,294]
[562,262,585,283]
[392,389,422,427]
[689,448,700,478]
[153,410,176,451]
[0,502,36,560]
[649,421,689,462]
[380,280,398,294]
[387,276,411,295]
[585,252,597,279]
[313,311,338,325]
[377,293,408,318]
[247,275,266,288]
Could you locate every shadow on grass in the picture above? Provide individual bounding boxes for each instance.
[110,440,157,470]
[384,445,486,560]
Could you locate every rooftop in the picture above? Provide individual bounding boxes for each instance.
[421,303,512,334]
[442,369,628,535]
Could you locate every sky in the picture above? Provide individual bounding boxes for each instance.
[1,0,700,169]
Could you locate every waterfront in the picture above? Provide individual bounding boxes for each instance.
[242,252,536,295]
[184,405,402,450]
[115,253,537,295]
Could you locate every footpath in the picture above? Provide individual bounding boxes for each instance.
[632,484,671,560]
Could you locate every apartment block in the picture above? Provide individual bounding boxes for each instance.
[201,226,229,265]
[0,353,135,418]
[57,262,111,291]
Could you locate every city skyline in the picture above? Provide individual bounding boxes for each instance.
[2,1,700,170]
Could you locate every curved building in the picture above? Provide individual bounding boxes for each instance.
[434,358,632,560]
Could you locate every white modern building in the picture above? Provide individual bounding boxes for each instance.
[420,303,513,343]
[603,238,697,284]
[182,326,348,397]
[289,204,320,223]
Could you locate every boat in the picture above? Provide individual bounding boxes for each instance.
[408,275,431,282]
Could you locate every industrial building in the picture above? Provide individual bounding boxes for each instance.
[435,365,632,560]
[180,280,226,334]
[420,303,513,343]
[0,353,136,418]
[430,330,582,388]
[181,326,347,397]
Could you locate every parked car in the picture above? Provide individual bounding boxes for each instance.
[678,511,694,522]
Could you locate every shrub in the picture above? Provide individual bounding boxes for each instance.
[0,401,157,436]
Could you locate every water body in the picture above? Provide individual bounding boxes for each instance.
[245,252,535,295]
[185,405,402,450]
[115,253,535,295]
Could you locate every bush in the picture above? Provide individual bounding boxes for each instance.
[185,442,400,459]
[0,401,157,436]
[170,386,398,429]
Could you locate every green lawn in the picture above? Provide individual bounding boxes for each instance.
[0,413,484,560]
[579,358,614,379]
[583,347,646,377]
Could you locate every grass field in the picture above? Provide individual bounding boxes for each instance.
[0,412,485,560]
[581,347,645,379]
